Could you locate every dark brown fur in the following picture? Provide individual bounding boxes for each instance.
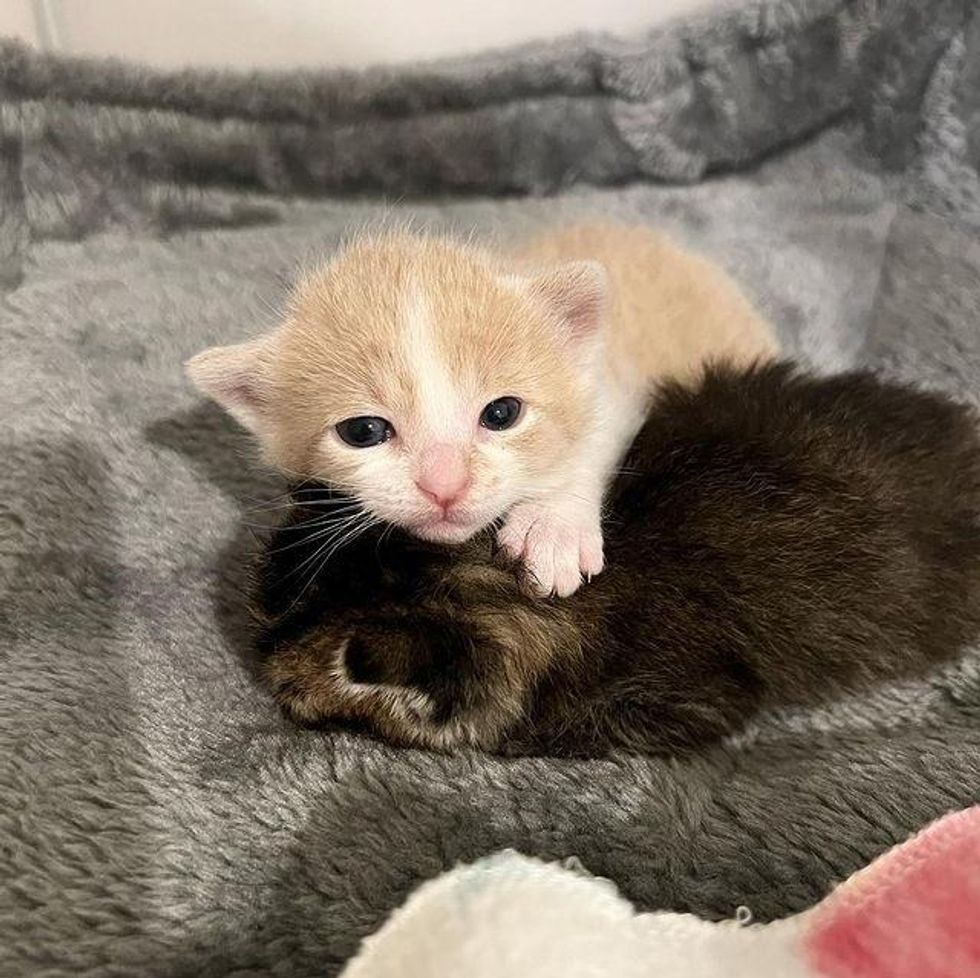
[252,362,980,757]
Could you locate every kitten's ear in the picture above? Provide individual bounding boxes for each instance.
[185,337,275,434]
[517,260,607,339]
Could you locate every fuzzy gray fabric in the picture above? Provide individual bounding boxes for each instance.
[2,1,980,975]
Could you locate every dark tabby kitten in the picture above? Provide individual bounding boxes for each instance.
[252,362,980,757]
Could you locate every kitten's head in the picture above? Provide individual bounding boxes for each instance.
[186,232,606,542]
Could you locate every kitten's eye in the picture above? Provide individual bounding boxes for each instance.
[336,416,395,448]
[480,397,522,431]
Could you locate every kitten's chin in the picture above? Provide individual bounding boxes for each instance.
[411,518,482,544]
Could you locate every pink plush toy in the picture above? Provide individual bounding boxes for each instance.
[805,805,980,978]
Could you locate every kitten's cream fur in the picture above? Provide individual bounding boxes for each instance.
[187,223,778,595]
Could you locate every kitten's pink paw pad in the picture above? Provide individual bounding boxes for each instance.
[498,505,604,598]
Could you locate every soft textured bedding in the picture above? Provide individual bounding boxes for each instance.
[1,1,980,975]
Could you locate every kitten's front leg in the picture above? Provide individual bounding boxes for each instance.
[497,493,604,598]
[500,380,643,597]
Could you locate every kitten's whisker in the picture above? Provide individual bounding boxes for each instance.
[257,513,365,535]
[286,502,365,520]
[284,514,381,613]
[262,514,371,555]
[243,493,299,511]
[248,489,350,505]
[279,513,365,582]
[274,464,362,496]
[245,475,325,503]
[247,501,360,516]
[374,521,397,560]
[318,514,380,567]
[245,496,359,515]
[244,489,292,504]
[288,487,350,498]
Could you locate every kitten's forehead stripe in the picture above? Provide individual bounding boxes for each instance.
[399,283,465,442]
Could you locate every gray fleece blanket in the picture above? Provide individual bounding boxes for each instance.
[2,1,980,975]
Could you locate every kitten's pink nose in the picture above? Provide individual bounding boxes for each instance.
[415,443,470,511]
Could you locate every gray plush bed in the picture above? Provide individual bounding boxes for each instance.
[2,1,979,974]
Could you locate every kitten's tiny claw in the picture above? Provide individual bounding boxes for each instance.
[498,501,604,598]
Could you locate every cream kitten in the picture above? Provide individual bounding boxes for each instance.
[186,223,778,596]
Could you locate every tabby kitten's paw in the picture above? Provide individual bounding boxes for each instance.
[497,500,604,597]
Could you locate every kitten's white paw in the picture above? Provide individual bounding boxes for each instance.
[498,502,604,598]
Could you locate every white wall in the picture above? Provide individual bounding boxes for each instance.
[2,0,39,46]
[3,0,737,69]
